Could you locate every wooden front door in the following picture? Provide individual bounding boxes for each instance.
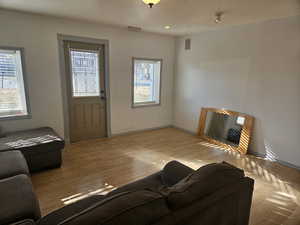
[63,41,107,142]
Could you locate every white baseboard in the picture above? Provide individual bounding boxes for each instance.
[171,125,197,135]
[111,125,173,137]
[250,151,300,171]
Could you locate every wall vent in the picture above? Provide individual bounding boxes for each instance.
[185,38,191,50]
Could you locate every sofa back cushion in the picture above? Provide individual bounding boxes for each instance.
[161,160,195,187]
[57,190,170,225]
[162,162,245,209]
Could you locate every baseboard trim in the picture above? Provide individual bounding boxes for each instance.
[248,151,266,159]
[111,125,173,137]
[171,125,197,135]
[250,151,300,171]
[277,159,300,171]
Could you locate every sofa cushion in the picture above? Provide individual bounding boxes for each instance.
[161,160,195,187]
[38,195,106,225]
[106,171,163,197]
[0,175,41,225]
[162,162,245,209]
[0,150,29,179]
[107,161,194,197]
[48,190,170,225]
[9,219,36,225]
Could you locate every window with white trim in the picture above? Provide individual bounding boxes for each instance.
[132,58,161,107]
[0,48,30,119]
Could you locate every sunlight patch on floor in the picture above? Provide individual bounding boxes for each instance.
[61,183,116,205]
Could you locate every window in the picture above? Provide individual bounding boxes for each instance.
[132,58,162,107]
[70,49,100,97]
[236,116,245,126]
[0,47,30,119]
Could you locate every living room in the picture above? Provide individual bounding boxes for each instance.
[0,0,299,225]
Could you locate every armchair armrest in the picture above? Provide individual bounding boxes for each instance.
[161,160,195,186]
[0,175,41,225]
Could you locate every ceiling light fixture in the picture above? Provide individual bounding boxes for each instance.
[143,0,160,8]
[215,11,223,23]
[164,25,171,29]
[214,0,224,23]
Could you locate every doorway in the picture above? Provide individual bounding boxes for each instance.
[58,35,110,143]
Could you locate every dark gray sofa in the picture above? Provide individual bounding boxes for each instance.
[0,151,254,225]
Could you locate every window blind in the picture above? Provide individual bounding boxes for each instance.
[0,48,28,118]
[0,51,17,89]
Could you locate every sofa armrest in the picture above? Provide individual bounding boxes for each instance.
[161,161,195,186]
[0,175,41,225]
[0,151,29,179]
[153,177,254,225]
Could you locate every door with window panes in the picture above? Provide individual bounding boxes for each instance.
[63,41,107,142]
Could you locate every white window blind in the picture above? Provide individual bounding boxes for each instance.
[0,48,29,119]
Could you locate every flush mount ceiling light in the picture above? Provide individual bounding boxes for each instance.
[143,0,160,8]
[215,11,223,23]
[164,25,171,29]
[214,0,224,23]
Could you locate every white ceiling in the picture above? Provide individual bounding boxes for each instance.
[0,0,299,35]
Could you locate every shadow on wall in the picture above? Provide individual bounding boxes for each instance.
[248,118,279,162]
[248,118,267,156]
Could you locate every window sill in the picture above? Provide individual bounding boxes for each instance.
[132,102,161,108]
[0,114,32,121]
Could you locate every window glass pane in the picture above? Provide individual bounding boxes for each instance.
[70,50,100,97]
[133,59,161,106]
[0,49,28,118]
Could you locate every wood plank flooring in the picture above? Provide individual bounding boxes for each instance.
[31,128,300,225]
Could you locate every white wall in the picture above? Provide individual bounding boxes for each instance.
[1,9,299,167]
[0,10,175,137]
[174,16,300,167]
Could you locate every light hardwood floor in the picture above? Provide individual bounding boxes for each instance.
[31,128,300,225]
